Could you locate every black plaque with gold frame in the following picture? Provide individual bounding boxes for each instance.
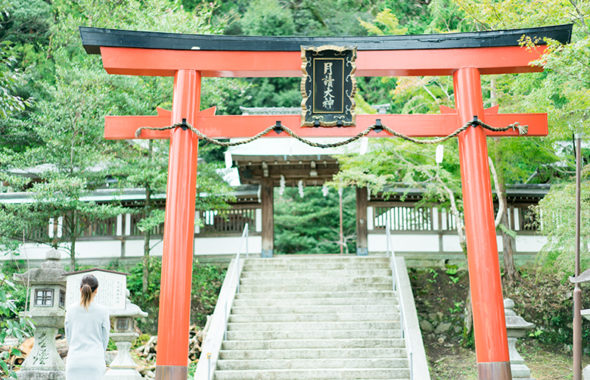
[301,45,356,127]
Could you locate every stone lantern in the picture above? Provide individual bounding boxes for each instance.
[13,249,66,380]
[104,292,148,380]
[504,298,535,380]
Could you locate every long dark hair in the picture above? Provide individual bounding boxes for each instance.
[80,274,99,310]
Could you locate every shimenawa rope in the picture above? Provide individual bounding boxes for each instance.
[134,116,528,148]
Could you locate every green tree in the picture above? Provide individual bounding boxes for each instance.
[454,0,590,275]
[275,187,356,254]
[0,0,234,271]
[333,3,571,340]
[0,0,32,120]
[0,268,32,378]
[241,0,296,36]
[536,177,590,275]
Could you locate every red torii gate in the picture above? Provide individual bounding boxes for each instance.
[80,25,571,380]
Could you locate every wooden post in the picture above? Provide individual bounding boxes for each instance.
[573,134,582,380]
[339,188,344,254]
[261,178,274,258]
[356,187,368,256]
[155,69,200,380]
[454,67,511,380]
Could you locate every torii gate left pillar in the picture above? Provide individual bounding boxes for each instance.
[156,69,200,379]
[80,24,572,380]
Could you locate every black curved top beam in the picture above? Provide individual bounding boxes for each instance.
[80,24,572,55]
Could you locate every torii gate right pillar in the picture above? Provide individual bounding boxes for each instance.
[455,67,511,379]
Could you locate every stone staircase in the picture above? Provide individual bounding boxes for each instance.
[213,255,411,380]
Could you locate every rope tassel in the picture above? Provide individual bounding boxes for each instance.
[470,119,528,136]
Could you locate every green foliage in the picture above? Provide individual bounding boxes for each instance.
[0,48,29,119]
[334,139,462,210]
[124,257,162,333]
[456,0,590,139]
[241,0,295,36]
[274,187,356,254]
[0,204,28,253]
[191,260,226,326]
[455,0,577,31]
[504,268,590,348]
[123,257,226,333]
[535,177,590,275]
[0,0,234,267]
[0,0,51,45]
[0,262,32,379]
[359,8,407,35]
[378,0,470,34]
[455,0,590,275]
[218,0,380,37]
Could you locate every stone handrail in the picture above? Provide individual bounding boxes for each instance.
[387,220,430,380]
[194,224,248,380]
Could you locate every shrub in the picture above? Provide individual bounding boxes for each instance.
[125,257,226,334]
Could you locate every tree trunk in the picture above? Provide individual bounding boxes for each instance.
[462,289,473,344]
[500,195,519,284]
[143,185,151,294]
[143,141,153,294]
[70,210,77,270]
[493,139,520,283]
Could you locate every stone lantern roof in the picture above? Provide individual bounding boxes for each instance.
[13,249,66,286]
[504,298,534,338]
[110,291,148,318]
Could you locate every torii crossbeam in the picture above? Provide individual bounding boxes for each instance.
[80,24,572,380]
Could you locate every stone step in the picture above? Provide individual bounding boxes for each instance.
[214,368,409,380]
[231,304,397,315]
[212,255,410,380]
[234,290,396,300]
[227,320,399,332]
[239,276,392,286]
[221,338,405,350]
[229,312,400,323]
[216,358,409,371]
[226,328,401,341]
[238,282,392,293]
[245,256,388,263]
[243,262,389,271]
[228,312,399,323]
[241,268,392,279]
[218,347,407,360]
[233,295,397,307]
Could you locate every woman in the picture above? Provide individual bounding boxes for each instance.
[65,274,110,380]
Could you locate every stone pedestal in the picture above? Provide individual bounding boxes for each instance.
[14,249,66,380]
[103,296,147,380]
[504,298,535,380]
[104,337,142,379]
[18,327,65,380]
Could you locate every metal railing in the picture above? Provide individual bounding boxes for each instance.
[386,219,414,380]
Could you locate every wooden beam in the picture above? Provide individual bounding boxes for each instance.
[100,46,549,77]
[483,113,547,136]
[107,111,548,140]
[261,178,274,258]
[356,187,369,256]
